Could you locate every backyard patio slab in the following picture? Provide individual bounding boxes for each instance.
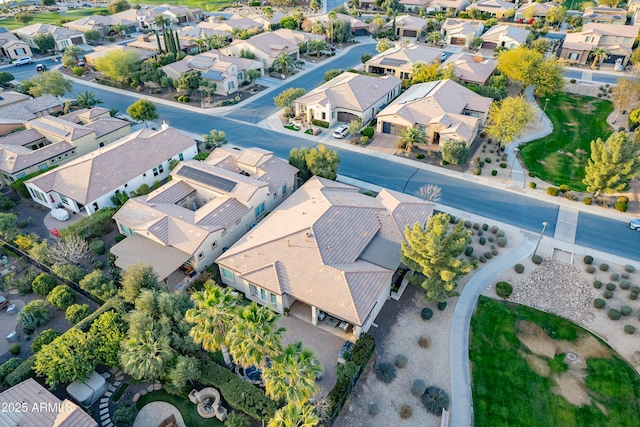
[132,401,185,427]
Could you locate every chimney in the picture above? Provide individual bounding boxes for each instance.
[473,52,483,63]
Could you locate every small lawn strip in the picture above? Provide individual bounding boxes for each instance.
[470,296,640,427]
[136,389,224,426]
[519,93,613,191]
[304,129,314,135]
[112,383,128,403]
[0,9,107,31]
[284,124,301,131]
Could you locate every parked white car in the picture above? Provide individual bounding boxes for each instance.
[13,56,32,66]
[332,125,349,139]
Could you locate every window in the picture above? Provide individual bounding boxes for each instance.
[211,241,217,249]
[222,268,234,280]
[228,81,235,91]
[39,164,47,171]
[15,48,25,55]
[198,252,204,259]
[60,195,68,204]
[273,191,278,199]
[17,173,25,179]
[99,142,105,147]
[255,202,265,218]
[585,36,594,43]
[251,284,258,295]
[36,112,41,117]
[322,112,326,120]
[568,52,580,60]
[238,72,243,81]
[331,111,335,119]
[282,184,287,195]
[120,223,131,234]
[270,293,276,304]
[260,288,266,300]
[153,164,165,176]
[178,153,184,161]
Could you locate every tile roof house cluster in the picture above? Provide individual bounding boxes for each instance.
[0,378,97,427]
[559,23,639,67]
[26,125,197,216]
[441,52,497,85]
[428,0,471,13]
[0,27,32,60]
[294,72,401,127]
[176,26,232,52]
[216,176,435,341]
[63,14,137,37]
[307,13,370,36]
[220,31,300,68]
[480,24,530,50]
[162,50,263,95]
[582,6,627,25]
[365,43,444,79]
[384,15,429,38]
[14,24,86,52]
[0,92,62,136]
[197,16,262,38]
[111,146,298,286]
[467,0,516,19]
[441,18,484,47]
[234,11,288,30]
[0,107,130,185]
[515,2,561,21]
[111,4,203,30]
[375,79,493,147]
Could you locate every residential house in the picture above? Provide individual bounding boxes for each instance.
[294,72,401,126]
[441,18,484,47]
[365,44,443,79]
[84,45,157,67]
[466,0,516,19]
[111,146,298,286]
[0,27,32,60]
[14,24,86,52]
[0,107,130,185]
[428,0,471,13]
[480,24,530,49]
[0,378,97,427]
[220,32,299,68]
[272,28,326,46]
[63,14,137,37]
[375,79,493,147]
[515,2,561,21]
[384,15,429,38]
[26,126,197,215]
[236,11,288,31]
[400,0,431,11]
[161,50,263,96]
[198,17,262,37]
[582,7,627,25]
[127,33,181,53]
[112,5,203,30]
[359,0,377,8]
[0,92,62,136]
[629,0,640,15]
[176,26,231,53]
[559,23,639,67]
[440,52,497,85]
[308,13,370,36]
[216,176,435,341]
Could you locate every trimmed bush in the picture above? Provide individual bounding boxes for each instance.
[530,182,537,189]
[31,273,57,296]
[583,197,592,205]
[412,379,427,397]
[482,223,489,231]
[625,264,636,273]
[583,255,593,264]
[395,354,408,368]
[114,234,126,243]
[514,264,525,274]
[547,187,560,196]
[606,283,616,291]
[496,281,513,299]
[421,308,433,320]
[473,167,481,175]
[311,119,329,128]
[418,335,431,348]
[112,404,134,427]
[47,285,77,310]
[633,286,640,294]
[478,230,484,236]
[18,300,50,333]
[603,290,613,299]
[610,273,620,281]
[488,236,495,242]
[400,405,413,419]
[608,309,621,320]
[479,237,486,245]
[630,292,638,301]
[491,170,497,176]
[375,362,397,384]
[484,252,493,260]
[586,266,596,274]
[615,202,628,212]
[31,329,60,353]
[369,403,380,416]
[593,280,603,289]
[490,225,499,234]
[496,237,507,248]
[624,325,635,334]
[473,223,480,230]
[620,280,631,290]
[621,306,632,316]
[89,239,105,255]
[464,246,474,256]
[65,303,91,325]
[437,301,447,311]
[0,358,22,387]
[599,263,609,271]
[479,256,486,263]
[9,343,20,355]
[422,387,449,416]
[361,127,374,138]
[593,299,606,309]
[499,162,507,168]
[496,230,505,238]
[532,255,543,265]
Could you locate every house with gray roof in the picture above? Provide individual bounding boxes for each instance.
[294,72,401,126]
[375,79,493,147]
[110,146,298,287]
[216,176,435,341]
[467,0,516,19]
[0,378,97,427]
[383,15,429,38]
[441,18,484,47]
[365,43,443,79]
[25,125,196,215]
[0,27,32,60]
[14,24,86,51]
[0,92,62,136]
[63,14,137,37]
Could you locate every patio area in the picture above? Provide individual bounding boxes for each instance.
[133,401,185,427]
[288,301,357,343]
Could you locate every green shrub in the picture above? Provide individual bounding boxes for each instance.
[620,280,631,290]
[6,354,36,386]
[369,403,380,416]
[496,281,513,299]
[615,201,628,212]
[464,246,474,256]
[473,167,481,175]
[499,162,507,168]
[94,260,104,270]
[400,405,413,419]
[586,265,596,274]
[47,285,77,310]
[437,301,447,311]
[529,182,537,189]
[496,237,507,248]
[479,256,486,263]
[72,66,84,76]
[606,283,616,291]
[416,153,425,159]
[490,225,499,234]
[65,303,91,324]
[532,255,543,264]
[618,196,630,203]
[484,157,492,163]
[514,264,524,274]
[633,286,640,294]
[479,237,486,245]
[603,290,613,299]
[593,299,606,309]
[115,234,126,243]
[593,280,603,289]
[608,309,621,320]
[484,252,493,260]
[9,343,20,355]
[18,300,50,332]
[477,230,483,236]
[473,223,480,230]
[599,263,609,271]
[31,273,57,296]
[350,333,375,367]
[583,197,593,205]
[624,325,635,334]
[624,264,636,273]
[491,169,497,176]
[89,239,105,255]
[421,307,433,320]
[411,379,427,397]
[610,273,620,281]
[630,292,638,300]
[559,184,570,192]
[375,362,397,383]
[58,208,116,239]
[547,187,560,196]
[0,358,22,387]
[496,230,505,238]
[621,306,632,316]
[422,387,449,416]
[583,255,593,264]
[112,404,134,427]
[31,329,60,353]
[311,119,329,128]
[395,354,408,368]
[361,127,374,137]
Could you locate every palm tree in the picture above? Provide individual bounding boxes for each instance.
[263,6,274,20]
[263,341,322,405]
[109,107,119,118]
[590,47,610,69]
[119,327,175,382]
[397,126,426,151]
[308,39,328,57]
[193,38,207,53]
[273,52,295,76]
[328,10,337,43]
[64,44,83,62]
[267,402,320,427]
[112,23,126,38]
[184,280,241,367]
[75,90,103,108]
[228,302,285,368]
[426,30,443,46]
[152,14,171,31]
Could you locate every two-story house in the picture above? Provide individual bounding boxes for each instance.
[559,23,639,67]
[383,15,429,38]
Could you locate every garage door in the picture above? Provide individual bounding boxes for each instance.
[451,37,466,46]
[337,112,358,123]
[71,37,84,45]
[382,122,391,134]
[603,55,623,64]
[403,30,417,38]
[482,42,498,49]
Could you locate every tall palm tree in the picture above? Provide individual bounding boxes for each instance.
[193,38,207,53]
[64,44,83,62]
[590,47,610,69]
[263,6,274,20]
[267,402,320,427]
[228,302,285,368]
[119,327,175,382]
[112,23,126,38]
[273,52,295,76]
[152,14,171,31]
[328,10,337,43]
[397,126,426,151]
[75,90,103,108]
[308,39,328,57]
[184,280,241,367]
[263,341,322,405]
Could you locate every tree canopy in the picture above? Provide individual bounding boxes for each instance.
[34,33,55,54]
[121,262,158,303]
[126,99,159,128]
[34,328,94,388]
[497,47,564,97]
[274,87,306,111]
[485,96,536,146]
[302,144,340,180]
[108,0,131,14]
[583,131,640,196]
[28,70,72,98]
[94,49,142,83]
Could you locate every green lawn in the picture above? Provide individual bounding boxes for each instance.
[563,0,592,10]
[130,0,232,10]
[136,389,225,427]
[0,9,108,31]
[470,296,640,427]
[519,92,613,191]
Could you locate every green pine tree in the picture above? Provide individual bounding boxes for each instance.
[583,131,640,196]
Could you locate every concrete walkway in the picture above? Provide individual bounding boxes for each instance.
[449,235,537,427]
[132,401,185,427]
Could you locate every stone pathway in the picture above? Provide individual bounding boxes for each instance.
[98,367,125,427]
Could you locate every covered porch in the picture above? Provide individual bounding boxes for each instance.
[288,300,358,343]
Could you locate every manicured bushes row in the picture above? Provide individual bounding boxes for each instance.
[311,119,329,128]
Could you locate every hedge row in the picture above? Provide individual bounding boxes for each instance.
[6,354,36,387]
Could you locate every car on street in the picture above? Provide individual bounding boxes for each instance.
[36,64,46,72]
[13,56,32,66]
[630,219,640,231]
[81,2,91,6]
[332,125,349,139]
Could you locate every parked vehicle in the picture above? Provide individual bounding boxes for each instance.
[333,125,349,139]
[630,219,640,231]
[13,56,32,66]
[36,64,46,72]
